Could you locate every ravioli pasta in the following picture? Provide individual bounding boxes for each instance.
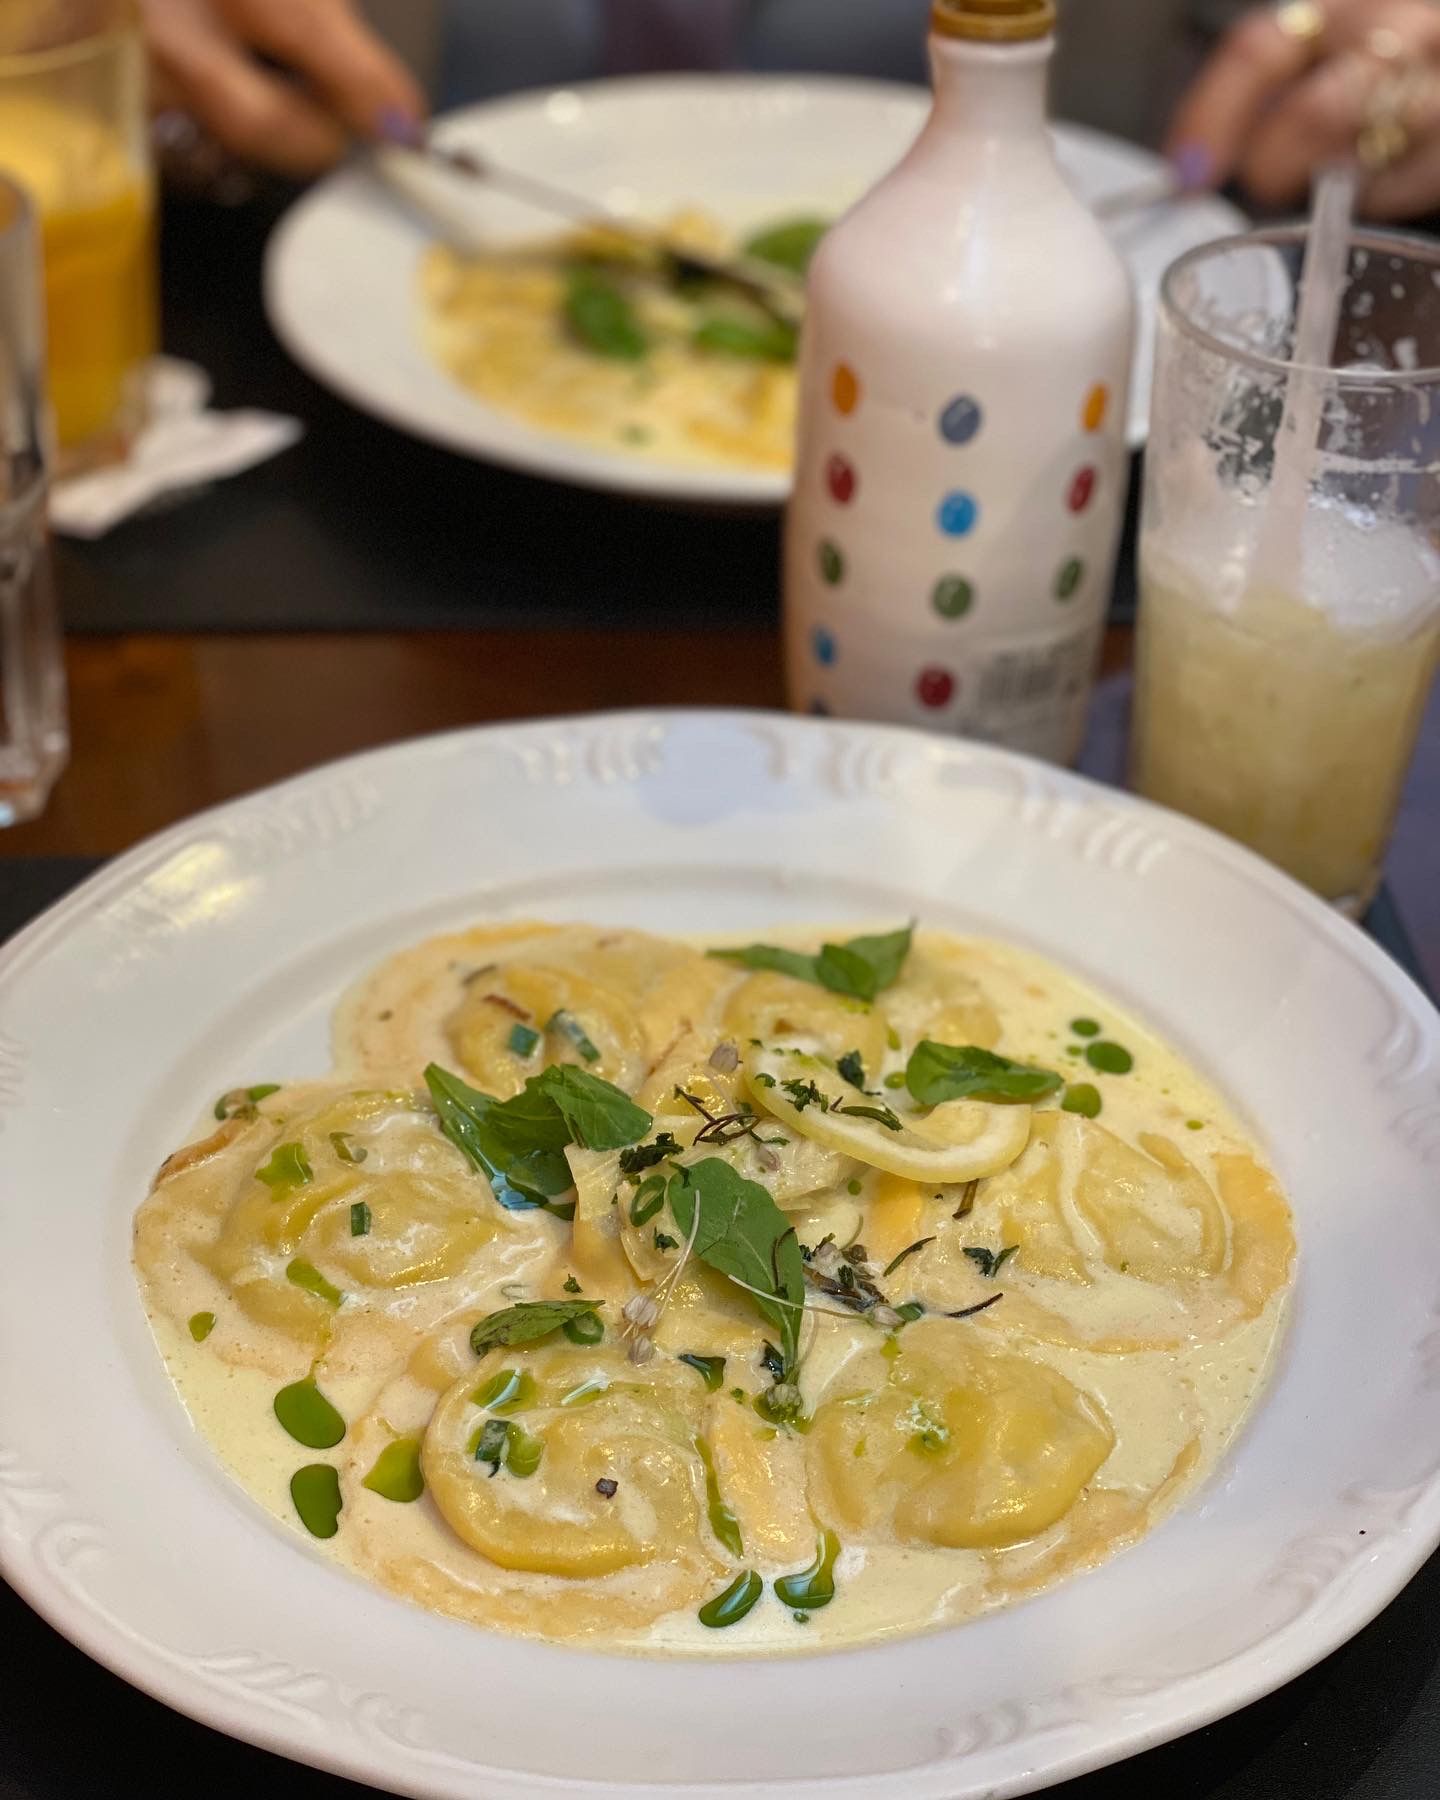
[133,920,1294,1655]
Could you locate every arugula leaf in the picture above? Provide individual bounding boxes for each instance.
[708,923,913,1005]
[666,1158,805,1374]
[469,1299,603,1356]
[564,268,648,359]
[905,1041,1062,1107]
[742,216,828,275]
[533,1064,650,1150]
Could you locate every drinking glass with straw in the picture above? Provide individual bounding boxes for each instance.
[1132,173,1440,916]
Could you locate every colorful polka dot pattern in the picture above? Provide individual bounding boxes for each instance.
[807,362,1112,713]
[932,575,973,620]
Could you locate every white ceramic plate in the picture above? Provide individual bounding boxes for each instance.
[2,710,1439,1798]
[264,76,1245,502]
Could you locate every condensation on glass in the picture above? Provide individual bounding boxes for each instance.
[0,173,67,825]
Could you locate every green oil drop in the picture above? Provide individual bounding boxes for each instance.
[362,1437,425,1503]
[290,1463,342,1538]
[774,1530,841,1610]
[698,1569,763,1629]
[273,1378,346,1450]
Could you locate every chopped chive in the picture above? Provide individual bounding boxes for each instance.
[256,1142,312,1193]
[187,1310,216,1342]
[349,1201,371,1236]
[214,1082,280,1120]
[507,1022,541,1058]
[547,1009,600,1063]
[285,1258,344,1308]
[329,1130,367,1164]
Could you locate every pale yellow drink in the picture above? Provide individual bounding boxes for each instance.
[1134,519,1440,910]
[0,40,155,460]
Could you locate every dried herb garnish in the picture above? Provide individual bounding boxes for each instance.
[836,1101,902,1131]
[780,1077,828,1113]
[618,1132,681,1177]
[883,1237,934,1277]
[654,1230,679,1252]
[595,1477,618,1498]
[836,1049,867,1089]
[563,1274,582,1293]
[953,1178,980,1219]
[963,1244,1019,1280]
[947,1293,1004,1320]
[484,992,530,1021]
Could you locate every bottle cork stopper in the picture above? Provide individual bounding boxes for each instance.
[931,0,1056,41]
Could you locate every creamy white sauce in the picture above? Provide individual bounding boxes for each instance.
[136,925,1294,1658]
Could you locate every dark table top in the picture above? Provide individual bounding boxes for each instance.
[3,185,1439,1799]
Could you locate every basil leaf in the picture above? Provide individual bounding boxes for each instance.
[742,216,828,275]
[533,1064,650,1151]
[564,268,647,360]
[708,923,913,1005]
[706,943,821,983]
[692,315,798,361]
[666,1158,805,1374]
[469,1299,603,1356]
[423,1064,575,1216]
[839,925,914,994]
[815,942,879,1002]
[905,1041,1062,1106]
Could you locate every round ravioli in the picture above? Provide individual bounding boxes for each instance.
[423,1341,721,1578]
[808,1322,1114,1550]
[920,1113,1295,1353]
[134,1082,552,1376]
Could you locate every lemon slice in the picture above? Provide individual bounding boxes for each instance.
[742,1045,1031,1183]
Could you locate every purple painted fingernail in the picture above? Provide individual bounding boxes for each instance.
[1170,142,1215,191]
[375,105,424,148]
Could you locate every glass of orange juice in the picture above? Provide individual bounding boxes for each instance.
[0,0,156,471]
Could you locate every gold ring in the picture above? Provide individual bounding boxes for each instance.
[1273,0,1326,54]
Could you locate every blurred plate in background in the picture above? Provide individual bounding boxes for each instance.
[265,76,1245,502]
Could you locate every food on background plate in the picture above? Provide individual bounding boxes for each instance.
[134,920,1294,1654]
[419,212,823,470]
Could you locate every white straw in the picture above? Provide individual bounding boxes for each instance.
[1253,163,1357,590]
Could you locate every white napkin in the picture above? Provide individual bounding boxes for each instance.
[48,358,303,540]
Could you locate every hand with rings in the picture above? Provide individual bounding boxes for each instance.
[1166,0,1440,217]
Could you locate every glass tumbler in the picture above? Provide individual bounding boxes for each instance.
[0,0,156,471]
[1133,227,1440,914]
[0,172,67,825]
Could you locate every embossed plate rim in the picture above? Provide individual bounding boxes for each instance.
[1,708,1438,1799]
